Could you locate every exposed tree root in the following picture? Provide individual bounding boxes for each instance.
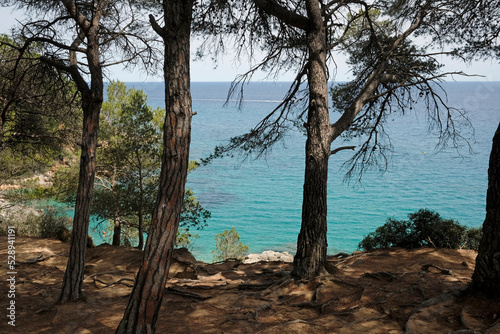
[363,271,399,281]
[92,277,134,288]
[248,302,275,319]
[16,252,63,265]
[83,271,136,288]
[421,264,453,275]
[238,281,276,291]
[331,252,351,258]
[165,287,211,300]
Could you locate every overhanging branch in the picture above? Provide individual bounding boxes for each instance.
[253,0,309,31]
[331,146,356,155]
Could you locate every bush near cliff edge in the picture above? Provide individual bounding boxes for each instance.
[359,209,482,251]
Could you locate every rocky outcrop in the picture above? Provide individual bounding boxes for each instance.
[0,198,43,222]
[244,250,294,264]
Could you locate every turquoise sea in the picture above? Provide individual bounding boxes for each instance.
[89,81,499,262]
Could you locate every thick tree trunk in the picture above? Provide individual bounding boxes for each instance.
[472,121,500,296]
[292,0,332,279]
[59,94,102,302]
[116,1,194,332]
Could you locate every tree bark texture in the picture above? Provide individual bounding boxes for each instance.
[116,1,194,332]
[292,0,332,279]
[59,24,103,302]
[472,121,500,297]
[113,218,121,246]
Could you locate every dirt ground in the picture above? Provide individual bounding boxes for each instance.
[1,236,500,334]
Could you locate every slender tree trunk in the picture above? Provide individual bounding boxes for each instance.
[137,153,144,250]
[113,217,121,246]
[112,165,121,246]
[0,111,4,153]
[292,0,332,279]
[59,93,102,302]
[0,102,6,150]
[137,212,144,250]
[0,94,14,154]
[116,1,194,332]
[472,121,500,296]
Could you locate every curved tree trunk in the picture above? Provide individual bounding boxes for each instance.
[472,121,500,296]
[292,0,332,279]
[116,1,194,332]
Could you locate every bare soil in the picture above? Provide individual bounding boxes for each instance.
[1,236,500,334]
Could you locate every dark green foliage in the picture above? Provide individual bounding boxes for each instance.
[359,218,419,250]
[0,34,81,185]
[409,209,467,249]
[463,227,482,251]
[359,209,482,251]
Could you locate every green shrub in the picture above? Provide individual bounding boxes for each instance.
[212,227,249,262]
[358,218,419,250]
[38,209,72,242]
[359,209,482,251]
[0,207,71,242]
[0,212,41,237]
[410,209,467,249]
[462,227,482,251]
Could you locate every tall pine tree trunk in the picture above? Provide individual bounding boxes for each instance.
[116,1,194,332]
[59,93,102,302]
[292,0,332,279]
[472,121,500,296]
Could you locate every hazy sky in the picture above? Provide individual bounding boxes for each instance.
[1,6,499,82]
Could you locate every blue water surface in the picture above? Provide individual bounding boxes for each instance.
[90,81,500,262]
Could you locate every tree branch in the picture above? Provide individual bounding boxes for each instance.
[253,0,309,31]
[60,0,91,32]
[331,146,356,155]
[149,14,164,36]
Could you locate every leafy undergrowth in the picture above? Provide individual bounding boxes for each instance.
[1,236,499,334]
